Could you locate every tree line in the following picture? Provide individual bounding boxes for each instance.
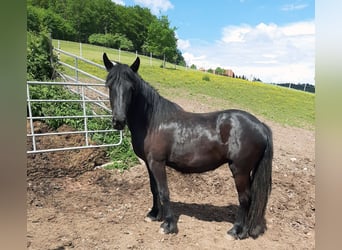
[276,83,315,93]
[27,0,185,65]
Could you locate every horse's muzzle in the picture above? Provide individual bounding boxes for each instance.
[112,118,126,131]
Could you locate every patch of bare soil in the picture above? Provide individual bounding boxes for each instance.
[27,98,315,249]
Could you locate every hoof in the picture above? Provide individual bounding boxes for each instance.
[237,230,249,240]
[248,224,265,239]
[225,233,237,241]
[160,221,177,234]
[144,216,153,222]
[159,227,167,234]
[146,210,162,222]
[227,225,240,239]
[227,225,249,240]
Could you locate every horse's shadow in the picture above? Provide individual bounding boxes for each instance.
[171,201,238,224]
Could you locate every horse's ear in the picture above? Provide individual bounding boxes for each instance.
[103,53,113,71]
[130,57,140,73]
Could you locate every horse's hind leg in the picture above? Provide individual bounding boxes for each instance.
[146,165,163,221]
[227,164,251,239]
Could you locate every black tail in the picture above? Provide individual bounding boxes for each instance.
[247,123,273,238]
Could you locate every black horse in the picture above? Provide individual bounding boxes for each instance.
[103,54,273,239]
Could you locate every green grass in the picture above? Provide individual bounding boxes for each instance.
[53,39,315,129]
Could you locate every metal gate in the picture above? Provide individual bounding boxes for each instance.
[26,49,122,153]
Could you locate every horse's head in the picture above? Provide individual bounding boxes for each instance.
[103,53,140,130]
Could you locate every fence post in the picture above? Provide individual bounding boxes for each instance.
[81,85,89,146]
[26,84,37,152]
[118,48,121,62]
[57,40,60,60]
[75,57,79,82]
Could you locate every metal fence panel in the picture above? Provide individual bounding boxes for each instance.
[27,81,121,153]
[27,49,121,153]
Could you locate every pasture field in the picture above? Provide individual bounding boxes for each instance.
[53,39,314,129]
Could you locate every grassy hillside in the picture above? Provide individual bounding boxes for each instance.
[53,40,315,129]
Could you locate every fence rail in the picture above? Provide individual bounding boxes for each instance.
[27,49,122,154]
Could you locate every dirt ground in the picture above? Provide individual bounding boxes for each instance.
[27,96,315,250]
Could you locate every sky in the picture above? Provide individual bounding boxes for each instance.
[113,0,315,84]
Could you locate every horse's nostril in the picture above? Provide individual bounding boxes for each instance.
[112,118,126,130]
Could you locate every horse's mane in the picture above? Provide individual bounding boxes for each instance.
[133,73,183,128]
[106,62,183,127]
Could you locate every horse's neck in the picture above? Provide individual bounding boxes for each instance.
[129,78,182,129]
[125,92,156,159]
[126,85,182,159]
[127,89,177,131]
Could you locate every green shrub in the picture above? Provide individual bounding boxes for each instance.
[29,84,83,128]
[27,31,58,81]
[202,75,210,81]
[88,33,134,51]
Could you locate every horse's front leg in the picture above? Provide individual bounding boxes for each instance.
[147,157,177,234]
[145,164,163,222]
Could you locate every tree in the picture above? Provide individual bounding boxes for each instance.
[142,16,178,63]
[253,77,262,82]
[215,67,224,75]
[27,5,75,40]
[64,0,97,42]
[175,49,186,66]
[120,6,156,51]
[26,0,184,60]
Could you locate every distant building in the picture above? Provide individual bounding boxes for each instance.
[223,69,234,77]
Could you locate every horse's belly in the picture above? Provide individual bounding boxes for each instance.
[167,146,227,173]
